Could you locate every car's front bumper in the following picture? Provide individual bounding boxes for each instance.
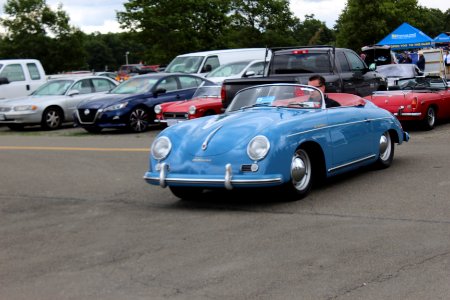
[143,163,283,190]
[0,111,42,124]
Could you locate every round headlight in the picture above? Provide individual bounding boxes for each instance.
[154,104,162,114]
[188,105,196,115]
[151,136,172,160]
[247,135,270,161]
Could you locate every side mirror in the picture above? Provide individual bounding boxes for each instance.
[0,77,10,85]
[67,89,80,96]
[202,64,212,73]
[369,63,377,71]
[153,88,166,96]
[243,71,256,78]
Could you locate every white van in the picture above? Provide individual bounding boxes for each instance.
[0,59,47,100]
[164,48,271,76]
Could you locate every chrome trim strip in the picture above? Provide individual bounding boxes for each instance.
[143,176,282,185]
[76,109,102,125]
[328,154,376,172]
[159,163,168,188]
[202,126,222,151]
[287,117,392,138]
[394,112,421,116]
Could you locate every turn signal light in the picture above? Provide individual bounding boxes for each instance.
[411,97,418,110]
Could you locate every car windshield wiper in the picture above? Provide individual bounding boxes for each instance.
[239,103,271,110]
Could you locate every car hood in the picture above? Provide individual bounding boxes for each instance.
[163,98,220,112]
[77,93,135,109]
[0,95,68,106]
[164,108,310,156]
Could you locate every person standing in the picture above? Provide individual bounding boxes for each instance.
[416,54,425,72]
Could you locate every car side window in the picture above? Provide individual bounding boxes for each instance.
[157,77,178,92]
[203,56,220,72]
[337,52,351,72]
[345,51,366,71]
[92,79,115,92]
[247,62,266,75]
[71,79,93,94]
[179,76,201,89]
[0,64,25,82]
[27,63,42,80]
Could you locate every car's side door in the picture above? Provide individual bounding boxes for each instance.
[325,106,373,172]
[65,79,94,121]
[0,63,28,99]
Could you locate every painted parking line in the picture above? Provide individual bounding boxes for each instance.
[0,146,149,152]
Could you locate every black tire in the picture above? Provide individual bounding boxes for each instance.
[375,131,395,169]
[283,148,313,200]
[129,107,149,133]
[169,186,204,200]
[84,126,103,133]
[422,106,436,130]
[7,124,24,131]
[41,107,63,130]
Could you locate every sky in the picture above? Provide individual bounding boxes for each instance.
[0,0,449,34]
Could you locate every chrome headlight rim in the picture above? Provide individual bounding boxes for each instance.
[188,105,196,115]
[104,101,128,112]
[151,136,172,160]
[154,104,162,114]
[247,135,270,161]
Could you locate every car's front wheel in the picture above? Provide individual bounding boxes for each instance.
[169,186,204,200]
[283,149,313,200]
[375,131,395,169]
[41,107,63,130]
[129,107,149,133]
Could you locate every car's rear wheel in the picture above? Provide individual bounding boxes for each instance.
[169,186,204,200]
[283,149,313,200]
[129,107,149,133]
[422,106,436,130]
[375,131,394,169]
[41,107,63,130]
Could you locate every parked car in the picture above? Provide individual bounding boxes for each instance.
[144,83,409,200]
[0,75,118,130]
[205,60,268,84]
[95,72,118,81]
[0,59,47,100]
[75,73,215,133]
[115,64,156,82]
[367,76,450,130]
[376,64,423,87]
[154,84,222,126]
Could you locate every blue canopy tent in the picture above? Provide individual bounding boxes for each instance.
[434,33,450,43]
[378,22,434,50]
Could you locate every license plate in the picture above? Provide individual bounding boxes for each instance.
[166,119,181,127]
[0,114,5,121]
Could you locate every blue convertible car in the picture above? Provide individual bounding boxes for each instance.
[144,84,409,200]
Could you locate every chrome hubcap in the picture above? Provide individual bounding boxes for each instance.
[427,108,435,127]
[379,132,391,161]
[291,150,311,191]
[46,110,60,128]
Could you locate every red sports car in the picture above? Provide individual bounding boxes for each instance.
[154,85,222,126]
[367,76,450,130]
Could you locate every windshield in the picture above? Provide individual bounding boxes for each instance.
[191,86,221,99]
[206,61,250,78]
[226,84,323,112]
[397,77,446,90]
[272,52,331,74]
[32,80,73,96]
[110,76,158,94]
[165,56,203,73]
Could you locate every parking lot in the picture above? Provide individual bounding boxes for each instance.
[1,124,450,299]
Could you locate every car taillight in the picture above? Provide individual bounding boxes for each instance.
[292,50,309,54]
[221,84,226,102]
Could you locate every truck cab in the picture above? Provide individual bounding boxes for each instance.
[0,59,47,100]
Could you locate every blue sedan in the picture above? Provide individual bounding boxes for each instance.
[75,73,215,133]
[144,84,409,200]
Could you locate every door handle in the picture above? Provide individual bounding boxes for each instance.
[26,84,30,90]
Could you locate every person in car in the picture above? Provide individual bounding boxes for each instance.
[308,75,341,108]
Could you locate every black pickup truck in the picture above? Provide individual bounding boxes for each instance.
[221,46,387,108]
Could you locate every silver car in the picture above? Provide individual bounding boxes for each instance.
[0,75,117,130]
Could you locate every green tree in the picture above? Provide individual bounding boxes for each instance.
[292,14,335,46]
[117,0,231,64]
[335,0,420,51]
[0,0,87,73]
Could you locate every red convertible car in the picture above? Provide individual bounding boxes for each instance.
[154,85,222,126]
[367,76,450,130]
